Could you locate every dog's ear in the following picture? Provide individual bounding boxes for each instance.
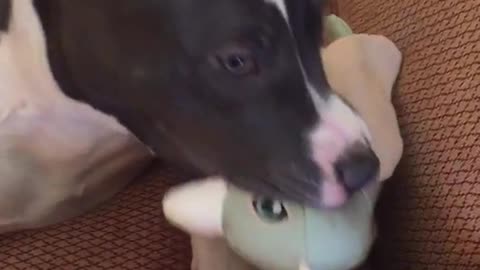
[162,177,228,237]
[0,0,11,32]
[305,0,327,45]
[310,0,326,10]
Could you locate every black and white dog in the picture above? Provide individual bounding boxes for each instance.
[0,0,379,210]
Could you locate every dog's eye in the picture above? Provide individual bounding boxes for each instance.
[215,46,258,76]
[253,197,288,223]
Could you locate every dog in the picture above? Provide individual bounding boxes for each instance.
[0,0,379,216]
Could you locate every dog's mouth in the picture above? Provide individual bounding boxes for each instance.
[267,146,378,209]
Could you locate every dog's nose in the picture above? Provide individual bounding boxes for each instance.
[334,145,379,193]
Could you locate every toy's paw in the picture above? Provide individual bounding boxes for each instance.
[162,177,227,237]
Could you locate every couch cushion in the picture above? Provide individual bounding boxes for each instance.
[336,0,480,269]
[0,163,191,270]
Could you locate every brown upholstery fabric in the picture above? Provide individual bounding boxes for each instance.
[0,163,192,270]
[336,0,480,269]
[1,1,479,270]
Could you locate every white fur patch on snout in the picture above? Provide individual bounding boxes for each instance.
[306,92,372,207]
[260,0,371,161]
[316,95,371,144]
[308,94,371,181]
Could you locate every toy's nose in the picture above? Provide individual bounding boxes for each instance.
[334,145,380,193]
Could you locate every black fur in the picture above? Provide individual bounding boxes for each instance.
[285,0,328,92]
[33,0,340,206]
[0,0,11,32]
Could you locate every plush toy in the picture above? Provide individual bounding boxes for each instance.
[324,14,353,44]
[162,15,403,270]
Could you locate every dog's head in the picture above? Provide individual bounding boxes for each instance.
[36,0,379,208]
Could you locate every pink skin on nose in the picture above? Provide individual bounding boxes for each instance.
[312,119,351,208]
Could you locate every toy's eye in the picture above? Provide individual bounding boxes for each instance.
[214,46,258,76]
[252,197,288,223]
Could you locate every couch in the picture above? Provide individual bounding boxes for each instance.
[0,0,478,269]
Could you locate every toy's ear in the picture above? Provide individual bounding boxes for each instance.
[355,34,402,99]
[321,34,402,100]
[162,177,227,237]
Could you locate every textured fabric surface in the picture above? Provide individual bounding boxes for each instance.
[0,163,192,270]
[1,1,479,270]
[336,0,480,269]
